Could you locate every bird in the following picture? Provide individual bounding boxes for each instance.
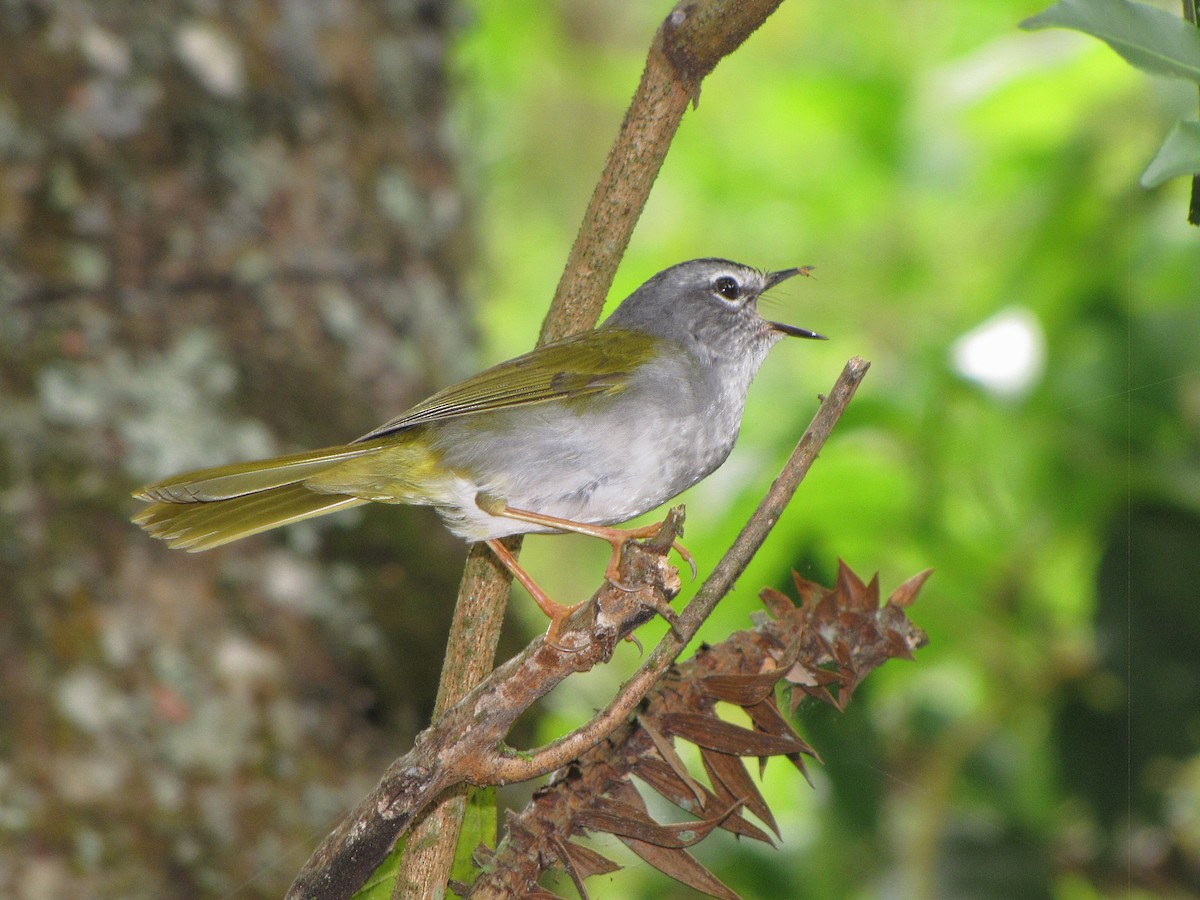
[132,258,823,647]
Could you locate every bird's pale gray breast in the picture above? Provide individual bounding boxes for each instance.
[429,346,743,529]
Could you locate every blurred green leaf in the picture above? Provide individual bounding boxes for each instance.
[451,787,498,887]
[1141,120,1200,185]
[1021,0,1200,82]
[345,788,494,899]
[349,838,404,900]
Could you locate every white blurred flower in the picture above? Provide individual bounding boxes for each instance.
[951,306,1046,398]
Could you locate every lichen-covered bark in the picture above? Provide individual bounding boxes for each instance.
[0,3,477,896]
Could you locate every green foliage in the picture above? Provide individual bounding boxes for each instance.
[452,787,498,887]
[1022,0,1200,81]
[1142,118,1200,185]
[350,840,404,900]
[1023,0,1200,190]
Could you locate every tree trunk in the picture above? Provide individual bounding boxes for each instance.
[0,2,477,896]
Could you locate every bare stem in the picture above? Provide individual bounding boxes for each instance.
[1184,0,1200,225]
[387,539,516,898]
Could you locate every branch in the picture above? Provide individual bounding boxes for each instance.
[287,517,685,900]
[544,0,788,342]
[287,357,869,900]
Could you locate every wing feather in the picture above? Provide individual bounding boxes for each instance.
[356,328,655,441]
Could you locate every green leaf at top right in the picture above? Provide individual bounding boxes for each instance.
[1141,120,1200,186]
[1022,0,1200,83]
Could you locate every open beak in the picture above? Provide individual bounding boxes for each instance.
[770,320,827,340]
[762,266,827,341]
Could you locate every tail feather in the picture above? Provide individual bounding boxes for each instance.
[134,483,368,551]
[135,444,382,503]
[135,484,299,540]
[132,442,386,551]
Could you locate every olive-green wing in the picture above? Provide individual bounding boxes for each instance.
[356,327,657,441]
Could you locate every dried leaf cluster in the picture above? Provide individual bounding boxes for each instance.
[462,562,930,899]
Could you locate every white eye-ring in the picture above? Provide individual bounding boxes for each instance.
[712,275,741,302]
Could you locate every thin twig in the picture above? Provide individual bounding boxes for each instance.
[387,539,516,898]
[1184,0,1200,225]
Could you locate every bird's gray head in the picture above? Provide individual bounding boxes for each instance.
[603,258,825,357]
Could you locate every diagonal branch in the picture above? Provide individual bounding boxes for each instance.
[287,357,869,900]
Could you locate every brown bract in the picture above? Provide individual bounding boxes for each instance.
[465,562,930,899]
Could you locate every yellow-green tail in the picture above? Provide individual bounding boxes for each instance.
[132,444,382,551]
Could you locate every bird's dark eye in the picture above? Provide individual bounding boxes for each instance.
[712,276,741,301]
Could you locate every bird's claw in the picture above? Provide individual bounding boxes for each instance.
[543,607,589,653]
[673,540,697,581]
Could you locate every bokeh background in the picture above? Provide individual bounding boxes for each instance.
[2,1,1198,898]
